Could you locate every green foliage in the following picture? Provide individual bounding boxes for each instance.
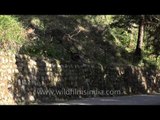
[110,15,160,68]
[84,15,113,26]
[20,36,70,60]
[3,15,159,70]
[30,17,44,30]
[0,15,26,51]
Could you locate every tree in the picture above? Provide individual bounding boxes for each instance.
[145,15,160,61]
[134,15,145,61]
[111,15,143,62]
[111,15,160,63]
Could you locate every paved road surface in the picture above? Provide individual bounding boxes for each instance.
[43,94,160,105]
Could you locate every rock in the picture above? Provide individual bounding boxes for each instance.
[29,95,35,102]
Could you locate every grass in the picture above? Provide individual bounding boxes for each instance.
[0,15,26,52]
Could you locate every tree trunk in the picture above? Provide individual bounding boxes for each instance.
[134,15,145,61]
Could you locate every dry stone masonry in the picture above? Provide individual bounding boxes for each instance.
[0,52,103,104]
[0,51,160,104]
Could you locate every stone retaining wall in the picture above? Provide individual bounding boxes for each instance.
[0,51,160,104]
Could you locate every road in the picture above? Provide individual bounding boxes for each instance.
[43,94,160,105]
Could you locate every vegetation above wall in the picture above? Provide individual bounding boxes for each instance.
[0,15,160,104]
